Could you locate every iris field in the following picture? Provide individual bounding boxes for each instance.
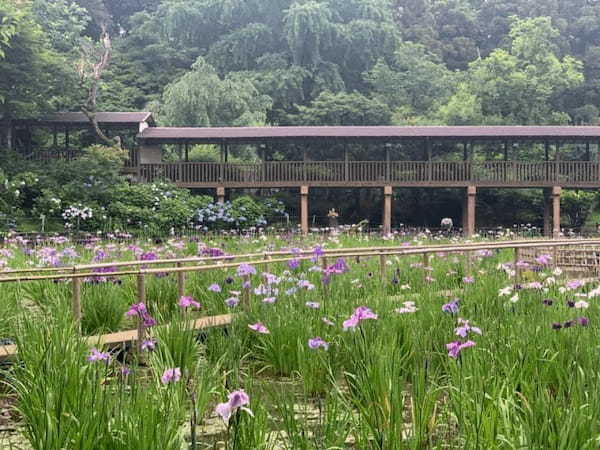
[0,232,599,449]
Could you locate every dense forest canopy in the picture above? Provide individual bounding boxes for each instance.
[2,0,600,231]
[2,0,600,126]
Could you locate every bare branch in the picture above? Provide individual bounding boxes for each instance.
[79,24,120,147]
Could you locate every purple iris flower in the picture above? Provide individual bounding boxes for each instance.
[87,348,110,363]
[308,337,329,350]
[343,306,378,330]
[179,296,201,309]
[161,367,181,384]
[442,299,460,314]
[237,263,256,277]
[215,390,252,424]
[208,283,222,293]
[446,340,476,358]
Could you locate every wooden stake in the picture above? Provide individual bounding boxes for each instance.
[176,262,185,298]
[379,252,386,282]
[514,248,521,285]
[72,275,81,332]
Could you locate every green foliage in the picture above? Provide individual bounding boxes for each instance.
[561,190,598,228]
[160,57,272,127]
[0,1,78,117]
[106,183,211,233]
[289,90,392,125]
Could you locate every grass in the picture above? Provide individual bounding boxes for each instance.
[0,232,599,448]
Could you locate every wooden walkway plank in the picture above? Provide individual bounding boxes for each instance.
[0,314,234,361]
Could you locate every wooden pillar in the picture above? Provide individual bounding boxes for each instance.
[463,185,476,237]
[383,185,392,235]
[65,127,70,150]
[344,145,349,182]
[300,185,309,235]
[543,188,552,238]
[425,139,432,181]
[53,126,58,148]
[176,262,185,298]
[503,141,509,161]
[385,143,391,182]
[554,142,560,182]
[302,147,308,182]
[551,186,561,239]
[216,186,225,204]
[72,275,82,332]
[184,143,189,162]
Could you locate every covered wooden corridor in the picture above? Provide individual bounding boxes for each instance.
[136,125,600,238]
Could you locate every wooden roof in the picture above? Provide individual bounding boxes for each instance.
[6,112,154,127]
[138,126,600,144]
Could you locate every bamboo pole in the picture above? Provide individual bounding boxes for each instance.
[176,262,185,298]
[514,248,521,285]
[72,274,82,333]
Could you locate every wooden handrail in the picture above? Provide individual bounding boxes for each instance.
[139,161,600,187]
[2,239,599,283]
[0,238,583,277]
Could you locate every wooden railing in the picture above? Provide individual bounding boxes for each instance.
[139,161,600,187]
[3,238,600,359]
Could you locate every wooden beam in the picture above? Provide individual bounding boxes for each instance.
[300,185,309,235]
[383,185,392,235]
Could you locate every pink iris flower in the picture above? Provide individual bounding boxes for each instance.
[248,322,270,334]
[446,340,476,358]
[215,390,253,424]
[343,306,378,330]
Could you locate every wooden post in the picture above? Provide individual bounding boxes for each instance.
[216,186,225,204]
[185,143,189,162]
[504,141,509,161]
[552,186,561,239]
[555,142,560,183]
[464,186,476,237]
[53,126,58,148]
[379,251,386,282]
[176,262,185,298]
[423,253,430,282]
[302,147,308,182]
[383,185,392,235]
[514,248,521,285]
[543,188,552,238]
[553,244,559,268]
[425,139,432,182]
[385,143,391,182]
[300,185,309,235]
[72,274,82,332]
[344,145,349,182]
[263,252,271,272]
[65,127,69,150]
